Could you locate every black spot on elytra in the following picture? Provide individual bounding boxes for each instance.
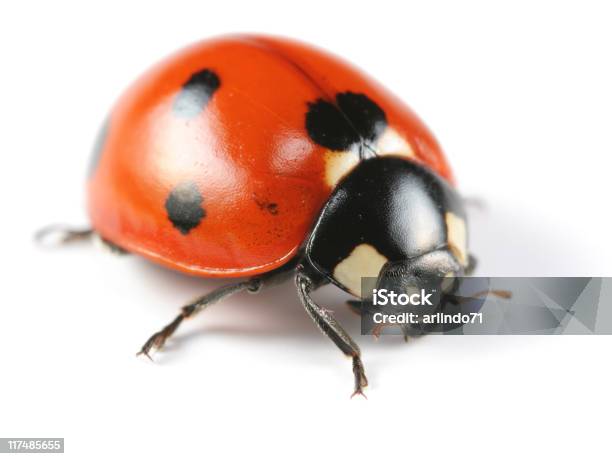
[336,92,387,143]
[305,92,387,152]
[173,69,221,118]
[306,98,359,151]
[165,182,206,235]
[88,118,109,176]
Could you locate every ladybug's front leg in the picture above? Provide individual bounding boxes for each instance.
[295,269,368,398]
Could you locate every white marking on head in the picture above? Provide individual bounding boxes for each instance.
[333,243,389,296]
[445,212,468,266]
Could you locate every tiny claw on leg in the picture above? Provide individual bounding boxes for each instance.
[137,343,155,361]
[137,332,166,360]
[350,356,368,399]
[137,315,184,359]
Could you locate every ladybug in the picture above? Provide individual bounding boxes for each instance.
[41,35,473,397]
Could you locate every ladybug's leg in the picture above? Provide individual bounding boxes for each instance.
[295,270,368,399]
[35,225,94,246]
[96,235,130,255]
[137,259,298,359]
[138,279,261,359]
[35,225,129,255]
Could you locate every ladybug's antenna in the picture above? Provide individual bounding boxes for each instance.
[34,225,93,247]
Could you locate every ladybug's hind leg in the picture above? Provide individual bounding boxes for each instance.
[35,225,94,246]
[295,268,368,399]
[35,225,129,255]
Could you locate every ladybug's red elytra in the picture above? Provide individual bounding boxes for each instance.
[41,35,473,397]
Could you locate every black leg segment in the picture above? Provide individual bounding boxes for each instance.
[35,225,94,246]
[295,269,368,398]
[137,260,298,359]
[138,278,261,359]
[35,225,129,255]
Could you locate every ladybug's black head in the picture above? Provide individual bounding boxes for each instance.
[305,156,471,298]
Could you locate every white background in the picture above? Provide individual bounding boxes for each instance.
[1,1,611,457]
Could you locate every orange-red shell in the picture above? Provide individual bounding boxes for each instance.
[87,35,454,277]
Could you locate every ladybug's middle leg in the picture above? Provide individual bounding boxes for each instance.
[295,269,368,398]
[138,260,298,359]
[137,279,261,359]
